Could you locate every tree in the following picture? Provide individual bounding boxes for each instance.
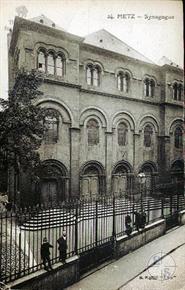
[0,69,46,202]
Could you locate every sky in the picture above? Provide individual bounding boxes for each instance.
[0,0,183,99]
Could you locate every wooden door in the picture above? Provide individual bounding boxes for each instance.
[41,179,57,204]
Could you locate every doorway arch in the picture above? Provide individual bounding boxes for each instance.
[171,160,184,194]
[112,161,133,197]
[36,159,69,204]
[80,161,105,198]
[140,161,157,195]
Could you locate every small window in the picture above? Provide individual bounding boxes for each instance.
[44,110,59,144]
[93,67,100,87]
[117,72,129,93]
[123,74,129,93]
[144,78,155,97]
[150,79,155,97]
[117,73,123,91]
[173,82,178,100]
[87,119,99,145]
[174,127,183,148]
[144,125,153,147]
[86,65,101,86]
[47,52,55,75]
[86,65,93,85]
[118,123,128,146]
[144,78,150,97]
[178,84,182,101]
[56,55,64,76]
[38,50,46,72]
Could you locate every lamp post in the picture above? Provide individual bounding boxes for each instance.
[137,172,146,211]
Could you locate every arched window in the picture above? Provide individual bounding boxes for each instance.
[56,54,64,76]
[38,50,46,72]
[174,127,183,148]
[118,123,128,146]
[144,78,155,97]
[144,78,150,97]
[144,125,153,147]
[86,65,93,85]
[117,72,129,93]
[93,66,100,87]
[44,109,59,144]
[149,79,155,97]
[47,52,55,75]
[173,82,178,100]
[117,72,123,91]
[178,84,182,101]
[87,119,99,145]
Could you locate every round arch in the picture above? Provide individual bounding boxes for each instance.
[36,98,73,125]
[35,159,69,204]
[80,107,108,129]
[138,115,159,133]
[80,161,105,198]
[139,161,158,173]
[112,160,133,174]
[112,160,133,197]
[168,118,183,135]
[112,111,135,132]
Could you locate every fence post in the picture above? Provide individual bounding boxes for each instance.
[95,200,98,247]
[112,196,116,238]
[170,195,173,216]
[147,200,150,224]
[18,232,21,278]
[75,201,78,255]
[0,213,2,282]
[161,198,164,218]
[177,194,179,212]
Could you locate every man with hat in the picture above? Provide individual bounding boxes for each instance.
[40,237,53,270]
[57,231,68,263]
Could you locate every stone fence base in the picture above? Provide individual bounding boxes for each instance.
[8,215,184,290]
[178,209,185,225]
[116,219,166,258]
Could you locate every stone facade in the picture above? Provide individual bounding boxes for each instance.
[8,16,184,204]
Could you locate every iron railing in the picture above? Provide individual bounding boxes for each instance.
[0,194,184,283]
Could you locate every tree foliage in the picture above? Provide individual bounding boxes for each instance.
[0,69,45,171]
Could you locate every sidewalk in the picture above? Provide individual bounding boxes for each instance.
[65,226,185,290]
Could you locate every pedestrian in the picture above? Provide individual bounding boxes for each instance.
[134,211,141,232]
[57,231,67,263]
[125,214,132,236]
[40,237,53,271]
[140,210,146,229]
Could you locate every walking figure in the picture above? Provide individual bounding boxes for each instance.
[134,211,141,232]
[125,214,132,236]
[57,231,67,263]
[40,237,53,271]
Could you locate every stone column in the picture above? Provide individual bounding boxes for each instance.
[70,127,80,198]
[133,133,141,172]
[105,131,113,195]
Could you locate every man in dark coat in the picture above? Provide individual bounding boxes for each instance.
[57,231,67,263]
[125,214,132,236]
[134,211,141,232]
[40,237,53,270]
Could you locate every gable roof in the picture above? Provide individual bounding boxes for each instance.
[30,14,66,31]
[158,56,181,68]
[83,29,154,64]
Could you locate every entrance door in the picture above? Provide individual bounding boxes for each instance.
[41,179,58,204]
[81,176,99,198]
[113,175,127,196]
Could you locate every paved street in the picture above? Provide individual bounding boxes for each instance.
[66,226,185,290]
[120,243,185,290]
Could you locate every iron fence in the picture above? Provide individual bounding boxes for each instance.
[0,194,184,283]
